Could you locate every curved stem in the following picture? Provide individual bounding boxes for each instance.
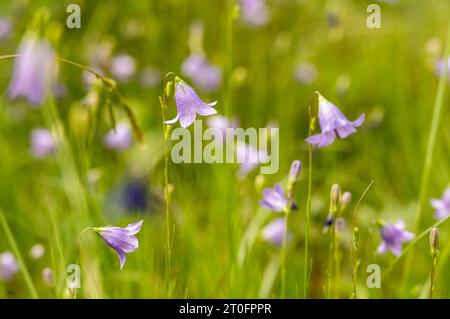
[350,180,374,298]
[74,227,93,299]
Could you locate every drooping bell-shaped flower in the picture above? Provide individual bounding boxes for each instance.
[94,220,143,269]
[435,57,450,79]
[165,80,217,128]
[306,93,365,148]
[430,187,450,220]
[8,32,56,105]
[377,220,414,256]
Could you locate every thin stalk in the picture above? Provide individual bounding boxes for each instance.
[350,180,374,299]
[0,208,38,299]
[412,24,450,233]
[160,72,176,297]
[404,25,450,288]
[74,227,93,299]
[280,207,291,298]
[327,218,336,299]
[303,106,313,298]
[430,256,437,298]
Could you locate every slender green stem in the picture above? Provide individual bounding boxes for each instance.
[280,207,290,298]
[403,25,450,289]
[412,24,450,233]
[0,208,38,299]
[327,218,335,299]
[74,227,93,299]
[160,73,175,297]
[430,256,437,298]
[303,107,313,299]
[350,180,374,299]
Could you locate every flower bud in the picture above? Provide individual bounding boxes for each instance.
[288,160,302,185]
[330,184,341,215]
[340,191,352,210]
[430,227,439,258]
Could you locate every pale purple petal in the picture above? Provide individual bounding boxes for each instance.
[305,94,364,148]
[31,128,56,159]
[169,81,218,128]
[104,123,133,151]
[430,187,450,220]
[0,251,19,281]
[8,34,56,105]
[377,219,414,256]
[259,183,288,212]
[96,220,143,269]
[261,218,291,246]
[110,54,136,82]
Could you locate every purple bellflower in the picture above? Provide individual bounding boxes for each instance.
[8,33,56,105]
[0,251,19,281]
[31,128,56,159]
[261,218,291,246]
[165,80,217,128]
[430,187,450,220]
[377,220,414,256]
[306,93,365,148]
[94,220,143,269]
[435,57,450,79]
[260,183,288,212]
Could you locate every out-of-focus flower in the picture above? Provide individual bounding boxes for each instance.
[294,63,317,85]
[435,57,450,79]
[165,80,217,128]
[236,141,268,177]
[104,123,133,151]
[8,33,56,105]
[0,251,19,281]
[260,183,288,212]
[42,267,54,287]
[240,0,269,27]
[139,66,161,88]
[181,54,222,92]
[377,220,414,256]
[29,243,45,260]
[430,187,450,220]
[336,217,346,234]
[93,220,143,269]
[0,17,11,41]
[305,93,365,148]
[31,128,56,159]
[120,180,148,212]
[261,218,291,246]
[110,54,136,82]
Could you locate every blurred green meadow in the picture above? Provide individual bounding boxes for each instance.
[0,0,449,299]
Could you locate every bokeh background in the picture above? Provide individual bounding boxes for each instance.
[0,0,449,298]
